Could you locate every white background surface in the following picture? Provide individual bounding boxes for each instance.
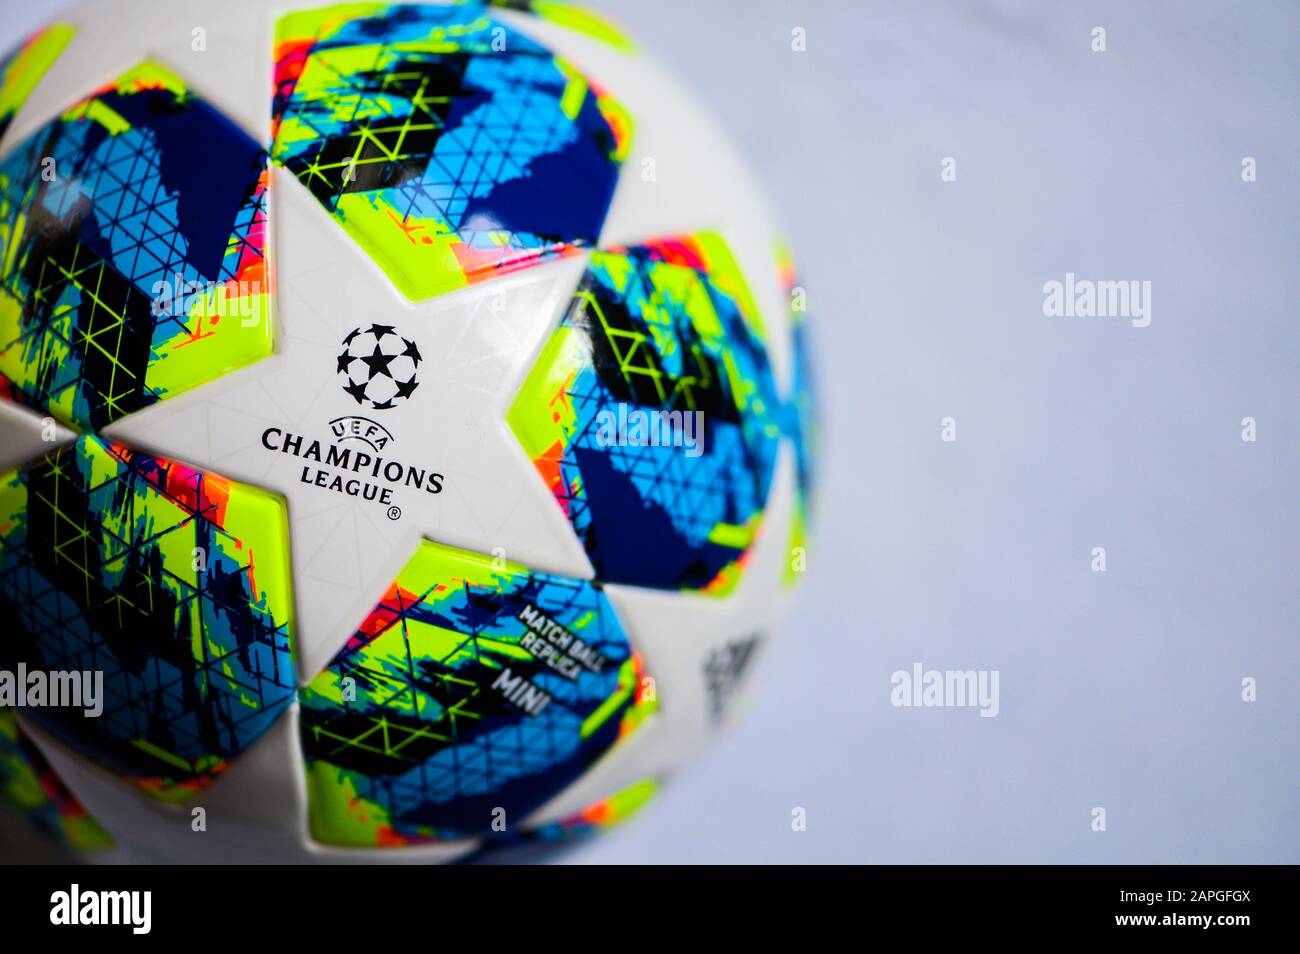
[1,0,1295,863]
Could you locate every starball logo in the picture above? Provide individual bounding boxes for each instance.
[337,323,422,409]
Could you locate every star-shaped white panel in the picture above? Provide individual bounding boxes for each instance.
[105,171,595,683]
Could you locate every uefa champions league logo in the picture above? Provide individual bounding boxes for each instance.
[336,324,422,410]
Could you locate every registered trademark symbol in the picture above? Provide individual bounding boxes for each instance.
[386,505,402,521]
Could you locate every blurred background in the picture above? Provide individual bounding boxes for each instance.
[1,0,1296,863]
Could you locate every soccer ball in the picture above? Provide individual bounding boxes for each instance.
[0,0,816,862]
